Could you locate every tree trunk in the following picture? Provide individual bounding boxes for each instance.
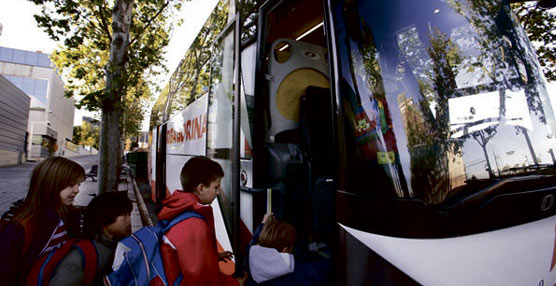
[98,0,134,194]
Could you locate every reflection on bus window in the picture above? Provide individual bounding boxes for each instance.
[207,22,236,235]
[333,0,556,204]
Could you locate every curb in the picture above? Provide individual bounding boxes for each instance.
[130,174,154,227]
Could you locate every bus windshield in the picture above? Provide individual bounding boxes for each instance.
[333,0,556,205]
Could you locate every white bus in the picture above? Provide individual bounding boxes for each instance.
[149,0,556,284]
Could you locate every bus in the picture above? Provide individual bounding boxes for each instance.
[148,0,556,284]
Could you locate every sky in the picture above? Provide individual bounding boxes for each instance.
[0,0,218,130]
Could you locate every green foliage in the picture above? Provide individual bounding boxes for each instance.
[73,121,100,149]
[123,79,151,139]
[511,3,556,81]
[150,85,169,128]
[29,0,183,132]
[159,0,230,121]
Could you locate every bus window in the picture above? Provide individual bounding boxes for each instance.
[261,0,328,144]
[207,17,236,235]
[240,43,257,159]
[332,0,556,235]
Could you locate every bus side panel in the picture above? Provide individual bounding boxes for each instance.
[336,226,418,286]
[339,215,556,285]
[164,93,209,195]
[165,94,208,166]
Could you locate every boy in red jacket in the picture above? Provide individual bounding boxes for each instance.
[157,156,241,286]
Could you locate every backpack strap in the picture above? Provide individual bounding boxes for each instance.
[26,239,98,286]
[72,240,99,286]
[162,211,204,233]
[27,238,78,286]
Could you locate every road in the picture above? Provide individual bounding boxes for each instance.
[0,155,99,216]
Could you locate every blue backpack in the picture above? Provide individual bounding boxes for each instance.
[104,211,204,286]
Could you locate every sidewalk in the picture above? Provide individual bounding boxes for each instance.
[73,166,150,232]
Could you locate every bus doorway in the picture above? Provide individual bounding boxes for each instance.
[254,0,336,256]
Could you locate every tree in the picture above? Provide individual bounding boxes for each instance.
[123,79,151,140]
[73,121,101,149]
[511,2,556,81]
[30,0,182,193]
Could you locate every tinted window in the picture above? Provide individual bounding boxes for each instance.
[332,0,556,205]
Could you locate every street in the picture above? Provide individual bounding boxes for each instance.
[0,155,99,216]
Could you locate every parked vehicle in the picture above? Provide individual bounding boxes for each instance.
[149,0,556,284]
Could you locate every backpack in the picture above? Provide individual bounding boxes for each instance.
[0,198,25,221]
[26,239,98,286]
[104,211,204,286]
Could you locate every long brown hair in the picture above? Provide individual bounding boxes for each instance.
[13,157,85,230]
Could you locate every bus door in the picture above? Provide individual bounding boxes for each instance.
[253,0,337,255]
[206,6,243,273]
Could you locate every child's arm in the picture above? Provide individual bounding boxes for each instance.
[248,213,274,246]
[243,213,274,270]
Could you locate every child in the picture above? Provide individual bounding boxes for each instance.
[49,191,133,285]
[156,156,241,286]
[246,215,331,286]
[0,157,85,286]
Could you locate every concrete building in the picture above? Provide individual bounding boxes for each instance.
[0,46,75,159]
[0,75,30,166]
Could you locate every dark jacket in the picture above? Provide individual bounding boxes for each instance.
[0,208,81,286]
[245,223,331,286]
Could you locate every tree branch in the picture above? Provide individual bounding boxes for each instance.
[129,0,170,46]
[97,1,113,42]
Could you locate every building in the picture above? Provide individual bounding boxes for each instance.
[0,75,30,166]
[0,46,74,159]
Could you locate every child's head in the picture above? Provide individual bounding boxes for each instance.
[180,156,224,203]
[258,220,297,253]
[16,157,85,224]
[83,191,133,240]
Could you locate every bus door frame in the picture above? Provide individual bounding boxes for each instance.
[207,10,243,274]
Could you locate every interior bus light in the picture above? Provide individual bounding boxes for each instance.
[278,21,325,52]
[279,44,290,52]
[296,21,324,41]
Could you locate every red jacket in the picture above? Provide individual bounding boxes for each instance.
[156,191,237,286]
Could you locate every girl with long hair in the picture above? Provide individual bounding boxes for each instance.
[0,156,85,285]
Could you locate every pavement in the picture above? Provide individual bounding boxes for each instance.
[0,155,151,232]
[0,161,37,215]
[73,166,150,232]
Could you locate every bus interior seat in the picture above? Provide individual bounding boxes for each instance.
[266,143,304,180]
[273,129,300,144]
[265,142,306,230]
[267,38,329,142]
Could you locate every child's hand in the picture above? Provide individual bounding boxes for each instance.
[262,213,274,224]
[218,251,234,262]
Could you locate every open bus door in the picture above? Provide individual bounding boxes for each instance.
[243,0,338,266]
[205,9,245,274]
